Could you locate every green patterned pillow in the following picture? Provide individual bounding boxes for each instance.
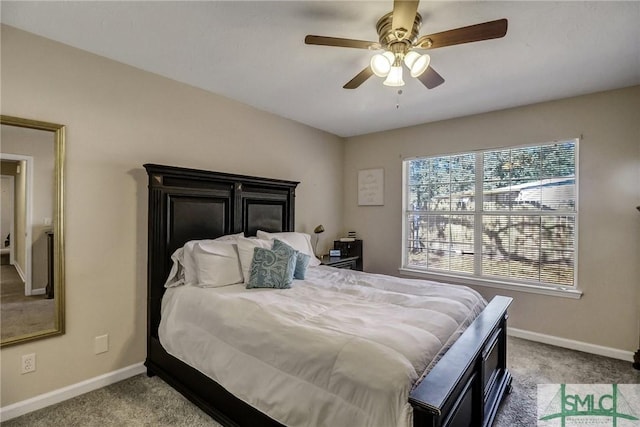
[273,239,310,279]
[246,244,297,289]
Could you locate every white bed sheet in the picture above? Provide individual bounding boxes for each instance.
[159,266,486,427]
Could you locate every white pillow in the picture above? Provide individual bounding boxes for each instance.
[177,233,245,286]
[182,240,204,285]
[236,237,273,283]
[164,247,186,288]
[192,241,243,287]
[256,230,321,266]
[213,232,245,242]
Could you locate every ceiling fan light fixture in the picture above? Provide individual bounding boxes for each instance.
[370,51,395,77]
[403,51,419,68]
[383,66,404,87]
[405,51,431,77]
[304,2,508,91]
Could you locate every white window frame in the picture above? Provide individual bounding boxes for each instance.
[400,139,582,299]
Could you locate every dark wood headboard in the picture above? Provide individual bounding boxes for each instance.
[144,164,298,339]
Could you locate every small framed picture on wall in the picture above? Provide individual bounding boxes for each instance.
[358,168,384,206]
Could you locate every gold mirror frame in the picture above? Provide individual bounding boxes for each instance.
[0,115,65,347]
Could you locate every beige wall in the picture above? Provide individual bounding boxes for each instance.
[0,25,344,406]
[344,86,640,353]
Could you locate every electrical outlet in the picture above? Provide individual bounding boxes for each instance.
[21,353,36,374]
[94,334,109,354]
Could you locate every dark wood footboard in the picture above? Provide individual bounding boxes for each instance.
[410,296,512,427]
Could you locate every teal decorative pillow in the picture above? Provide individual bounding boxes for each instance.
[294,253,311,280]
[273,239,310,280]
[246,245,297,289]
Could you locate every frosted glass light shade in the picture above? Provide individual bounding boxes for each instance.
[410,54,430,77]
[404,51,431,77]
[404,51,420,68]
[383,66,404,86]
[370,51,395,77]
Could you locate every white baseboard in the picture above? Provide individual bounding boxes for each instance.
[508,327,635,362]
[14,262,25,283]
[0,362,146,422]
[31,288,45,296]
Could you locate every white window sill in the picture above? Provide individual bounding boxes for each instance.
[398,267,583,299]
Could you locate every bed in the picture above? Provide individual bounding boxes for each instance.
[144,163,513,427]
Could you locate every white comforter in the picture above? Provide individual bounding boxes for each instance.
[159,266,486,427]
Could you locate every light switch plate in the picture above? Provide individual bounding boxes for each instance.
[95,334,109,354]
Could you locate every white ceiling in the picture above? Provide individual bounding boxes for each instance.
[2,1,639,137]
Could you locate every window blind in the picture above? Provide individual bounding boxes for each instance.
[404,140,577,288]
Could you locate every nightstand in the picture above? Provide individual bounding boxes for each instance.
[333,239,363,271]
[320,255,359,270]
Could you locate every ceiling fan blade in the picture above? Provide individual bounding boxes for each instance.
[343,67,374,89]
[305,35,380,50]
[392,0,420,40]
[417,67,445,89]
[416,18,508,49]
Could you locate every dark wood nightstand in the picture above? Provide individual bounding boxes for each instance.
[320,255,359,270]
[333,239,363,271]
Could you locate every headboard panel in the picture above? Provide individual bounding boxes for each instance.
[167,193,232,254]
[144,164,298,338]
[242,186,294,236]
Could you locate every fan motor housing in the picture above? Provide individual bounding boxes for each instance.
[376,11,422,48]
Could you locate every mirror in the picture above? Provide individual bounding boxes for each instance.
[0,115,65,347]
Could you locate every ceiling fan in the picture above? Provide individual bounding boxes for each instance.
[305,0,507,90]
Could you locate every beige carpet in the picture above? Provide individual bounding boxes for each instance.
[0,264,55,341]
[3,337,639,426]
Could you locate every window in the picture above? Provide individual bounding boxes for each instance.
[403,140,577,288]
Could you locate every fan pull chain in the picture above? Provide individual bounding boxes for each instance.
[396,89,403,109]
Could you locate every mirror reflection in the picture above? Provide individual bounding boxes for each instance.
[0,116,65,347]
